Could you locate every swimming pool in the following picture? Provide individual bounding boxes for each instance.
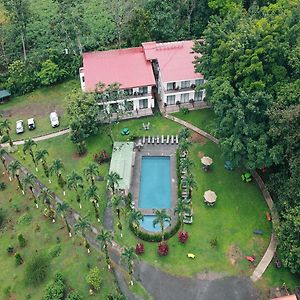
[138,156,171,209]
[140,215,170,232]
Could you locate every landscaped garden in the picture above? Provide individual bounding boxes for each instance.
[0,80,78,141]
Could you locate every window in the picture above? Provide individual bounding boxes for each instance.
[180,93,189,103]
[124,88,133,96]
[194,91,203,101]
[167,82,176,91]
[195,79,204,85]
[139,86,148,95]
[166,95,175,105]
[139,98,148,109]
[81,76,85,83]
[181,80,190,89]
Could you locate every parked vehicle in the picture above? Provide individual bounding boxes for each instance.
[27,118,36,130]
[16,120,24,134]
[50,112,59,127]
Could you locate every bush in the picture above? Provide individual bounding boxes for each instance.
[210,238,218,249]
[43,273,65,300]
[7,245,14,254]
[86,267,102,291]
[157,242,169,256]
[180,107,189,115]
[129,219,180,242]
[15,253,23,265]
[66,291,83,300]
[18,213,32,226]
[178,231,189,243]
[135,243,144,255]
[0,182,6,191]
[18,234,26,247]
[48,245,62,258]
[0,208,5,227]
[1,135,9,143]
[25,254,50,286]
[93,150,110,164]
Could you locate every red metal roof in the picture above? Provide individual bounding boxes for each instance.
[82,47,155,92]
[142,40,203,82]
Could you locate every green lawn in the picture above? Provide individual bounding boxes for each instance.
[0,80,79,141]
[0,165,118,300]
[172,108,218,136]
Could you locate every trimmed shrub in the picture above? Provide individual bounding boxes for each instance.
[135,243,144,255]
[178,231,189,243]
[66,291,83,300]
[18,234,26,247]
[7,245,14,254]
[15,253,23,265]
[43,273,65,300]
[25,254,50,286]
[93,150,110,164]
[157,242,169,256]
[210,237,218,249]
[86,267,102,291]
[180,107,189,115]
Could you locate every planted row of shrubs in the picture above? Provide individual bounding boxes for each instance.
[129,220,180,242]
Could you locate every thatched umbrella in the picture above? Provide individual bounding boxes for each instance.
[201,156,213,166]
[204,190,217,205]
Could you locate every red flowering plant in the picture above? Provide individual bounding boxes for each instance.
[157,242,169,256]
[178,231,189,243]
[135,243,144,255]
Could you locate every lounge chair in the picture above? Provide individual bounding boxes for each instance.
[171,135,174,144]
[166,135,170,144]
[148,136,151,144]
[157,136,160,144]
[146,122,150,130]
[175,135,179,144]
[183,216,193,224]
[161,135,164,144]
[152,136,155,144]
[142,136,146,144]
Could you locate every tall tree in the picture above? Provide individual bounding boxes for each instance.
[174,198,190,232]
[153,209,171,241]
[35,149,50,182]
[49,159,66,195]
[121,247,137,286]
[66,171,84,208]
[74,216,91,253]
[2,0,31,60]
[111,194,125,237]
[84,185,100,222]
[96,229,113,269]
[56,202,72,237]
[1,119,13,147]
[7,160,22,191]
[83,162,99,186]
[23,139,38,170]
[106,171,121,194]
[0,147,7,170]
[21,173,38,207]
[129,209,144,230]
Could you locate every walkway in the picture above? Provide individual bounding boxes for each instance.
[0,128,71,147]
[165,113,278,283]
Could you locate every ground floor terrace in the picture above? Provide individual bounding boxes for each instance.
[9,111,299,299]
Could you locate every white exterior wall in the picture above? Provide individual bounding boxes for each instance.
[79,68,85,91]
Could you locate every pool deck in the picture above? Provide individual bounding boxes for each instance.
[130,142,178,228]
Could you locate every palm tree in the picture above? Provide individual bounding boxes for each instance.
[83,162,99,186]
[21,173,38,207]
[1,119,13,146]
[49,159,66,195]
[23,139,38,171]
[181,175,197,198]
[111,194,125,237]
[35,149,50,182]
[107,171,121,194]
[96,229,113,269]
[121,247,137,286]
[0,147,7,170]
[178,139,191,154]
[56,202,72,237]
[153,209,171,241]
[38,187,55,222]
[74,216,91,253]
[174,198,191,232]
[179,157,194,173]
[129,209,144,230]
[178,128,190,141]
[67,171,84,208]
[7,160,23,191]
[84,185,100,222]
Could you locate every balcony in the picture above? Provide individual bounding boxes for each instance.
[164,84,197,94]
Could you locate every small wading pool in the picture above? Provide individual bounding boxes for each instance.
[138,156,171,209]
[140,215,170,232]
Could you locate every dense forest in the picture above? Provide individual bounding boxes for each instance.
[0,0,299,275]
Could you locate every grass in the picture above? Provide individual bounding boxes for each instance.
[0,165,118,300]
[0,80,79,140]
[172,108,218,136]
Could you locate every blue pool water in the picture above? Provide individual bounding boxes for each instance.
[140,215,170,232]
[139,156,171,209]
